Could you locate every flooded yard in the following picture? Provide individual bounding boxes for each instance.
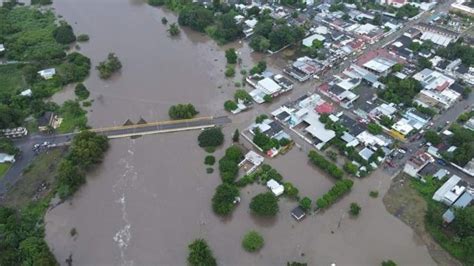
[45,0,437,265]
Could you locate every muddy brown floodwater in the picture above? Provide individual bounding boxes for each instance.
[45,0,437,265]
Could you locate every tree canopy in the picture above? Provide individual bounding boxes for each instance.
[242,231,264,252]
[168,103,198,119]
[198,127,224,148]
[249,192,279,217]
[212,183,239,216]
[187,239,217,266]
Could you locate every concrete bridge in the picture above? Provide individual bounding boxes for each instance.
[0,116,231,196]
[90,116,231,138]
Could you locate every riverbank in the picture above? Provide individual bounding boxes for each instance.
[383,173,462,266]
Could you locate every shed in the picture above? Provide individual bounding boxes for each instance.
[0,153,15,163]
[291,206,306,221]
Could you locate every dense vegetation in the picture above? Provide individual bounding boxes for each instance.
[378,76,422,106]
[0,137,19,155]
[187,239,217,266]
[411,177,474,264]
[168,103,198,120]
[212,183,239,216]
[0,6,91,131]
[395,4,419,18]
[56,131,109,199]
[442,124,474,166]
[308,150,344,179]
[437,39,474,67]
[52,22,76,44]
[242,231,264,252]
[74,83,90,100]
[249,192,279,217]
[316,179,354,209]
[218,145,243,183]
[96,53,122,79]
[249,18,305,52]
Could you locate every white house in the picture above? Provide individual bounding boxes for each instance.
[38,68,56,80]
[432,175,466,206]
[257,77,282,96]
[266,179,284,196]
[0,153,15,164]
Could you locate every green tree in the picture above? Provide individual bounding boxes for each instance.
[367,122,383,135]
[0,138,19,155]
[381,260,397,266]
[198,127,224,147]
[232,129,240,142]
[168,104,198,119]
[77,34,90,42]
[343,162,358,175]
[452,206,474,238]
[204,155,215,165]
[424,130,442,145]
[418,57,432,69]
[224,100,238,112]
[187,239,217,266]
[299,197,312,212]
[167,23,180,36]
[53,22,76,44]
[178,5,214,32]
[242,231,264,252]
[74,83,90,100]
[234,89,252,103]
[212,183,239,215]
[249,192,279,217]
[349,202,361,216]
[225,67,235,77]
[96,53,122,79]
[249,35,270,52]
[283,182,299,199]
[225,48,238,64]
[392,63,403,72]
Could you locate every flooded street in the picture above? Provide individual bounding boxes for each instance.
[45,0,437,265]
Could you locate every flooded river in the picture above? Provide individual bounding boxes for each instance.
[45,0,437,265]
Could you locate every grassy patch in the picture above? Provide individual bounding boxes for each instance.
[2,148,66,208]
[57,100,88,133]
[0,64,25,96]
[0,163,11,181]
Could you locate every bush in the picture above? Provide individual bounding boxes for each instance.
[249,192,279,217]
[234,89,252,103]
[168,103,198,119]
[0,138,20,155]
[381,260,397,266]
[225,67,235,77]
[198,128,224,148]
[206,167,214,174]
[255,114,268,124]
[250,61,267,75]
[263,95,272,103]
[308,150,344,179]
[31,0,53,5]
[224,145,243,162]
[148,0,166,6]
[225,48,238,64]
[74,83,90,100]
[232,129,240,142]
[283,182,299,199]
[204,155,215,165]
[343,162,358,175]
[188,239,217,266]
[316,179,354,209]
[349,202,361,216]
[242,231,264,252]
[96,53,122,79]
[299,197,312,212]
[76,34,90,42]
[167,23,181,36]
[219,158,239,183]
[367,122,383,135]
[279,138,291,147]
[224,100,238,112]
[369,190,379,198]
[53,23,76,44]
[212,183,239,216]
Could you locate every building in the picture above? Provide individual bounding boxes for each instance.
[403,152,434,177]
[413,69,460,110]
[302,33,326,47]
[257,77,282,96]
[284,57,323,82]
[291,206,306,221]
[37,68,56,80]
[37,112,62,132]
[238,151,264,174]
[267,179,284,196]
[20,89,32,97]
[379,0,407,8]
[415,23,458,47]
[432,175,466,205]
[0,153,15,163]
[0,127,28,138]
[362,56,397,77]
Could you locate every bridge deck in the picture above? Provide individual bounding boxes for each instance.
[90,116,231,138]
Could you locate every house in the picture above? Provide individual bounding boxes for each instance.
[37,112,62,132]
[266,179,284,196]
[257,77,282,96]
[391,118,414,137]
[291,206,306,221]
[432,175,466,206]
[0,153,15,163]
[238,151,264,174]
[413,69,460,110]
[415,23,458,47]
[273,74,294,92]
[37,68,56,80]
[243,18,258,38]
[403,152,434,177]
[284,57,323,82]
[20,89,32,97]
[302,33,326,47]
[362,56,397,77]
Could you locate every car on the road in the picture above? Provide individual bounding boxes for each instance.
[436,158,448,166]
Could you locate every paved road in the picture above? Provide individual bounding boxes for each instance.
[0,116,231,196]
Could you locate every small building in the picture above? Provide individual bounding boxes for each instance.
[37,111,62,132]
[37,68,56,80]
[238,150,264,174]
[302,33,326,47]
[403,152,434,178]
[0,153,15,163]
[291,206,306,221]
[432,175,466,206]
[20,89,32,97]
[266,179,284,196]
